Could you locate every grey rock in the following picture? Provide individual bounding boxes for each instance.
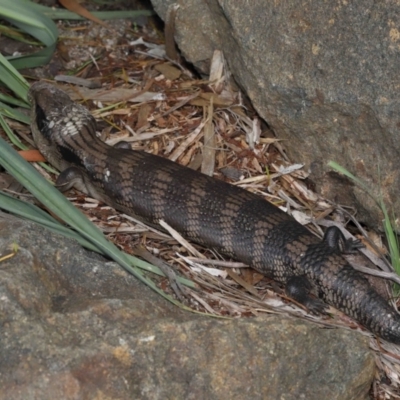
[151,0,400,229]
[0,213,375,399]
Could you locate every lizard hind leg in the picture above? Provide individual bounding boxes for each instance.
[285,275,329,314]
[323,226,364,254]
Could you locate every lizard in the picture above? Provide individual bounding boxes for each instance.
[28,81,400,344]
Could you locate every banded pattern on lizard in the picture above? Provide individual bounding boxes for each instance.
[28,81,400,344]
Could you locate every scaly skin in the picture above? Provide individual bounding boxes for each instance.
[28,81,400,344]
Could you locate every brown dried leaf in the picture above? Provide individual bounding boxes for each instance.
[154,63,182,81]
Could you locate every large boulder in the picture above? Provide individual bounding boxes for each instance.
[151,0,400,228]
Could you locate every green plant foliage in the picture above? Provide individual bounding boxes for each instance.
[328,161,400,287]
[0,0,58,69]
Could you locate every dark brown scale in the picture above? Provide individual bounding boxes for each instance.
[28,82,400,344]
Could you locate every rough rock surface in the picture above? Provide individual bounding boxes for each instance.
[151,0,400,229]
[0,212,375,399]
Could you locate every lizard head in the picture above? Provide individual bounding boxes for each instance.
[28,81,97,171]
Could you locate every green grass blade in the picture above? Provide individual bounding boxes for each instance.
[0,93,30,109]
[0,0,58,69]
[7,46,57,70]
[0,0,58,46]
[0,22,41,45]
[328,161,371,194]
[381,202,400,282]
[0,53,30,102]
[16,1,154,20]
[0,102,30,124]
[0,190,100,252]
[0,114,27,149]
[328,160,400,281]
